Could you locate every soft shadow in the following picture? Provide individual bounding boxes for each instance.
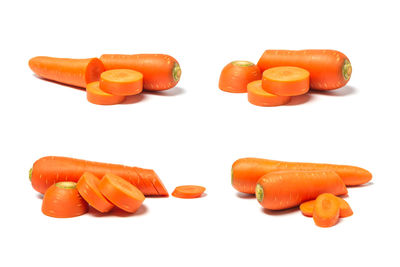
[261,206,298,216]
[236,192,256,199]
[146,195,170,199]
[286,94,313,106]
[121,94,146,104]
[311,85,356,97]
[144,86,185,97]
[347,181,374,188]
[36,194,44,200]
[33,74,85,91]
[88,204,148,217]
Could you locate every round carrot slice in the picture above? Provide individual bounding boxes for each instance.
[313,193,340,227]
[247,80,291,107]
[172,185,206,199]
[76,172,114,213]
[86,81,125,105]
[100,69,143,96]
[42,181,88,218]
[299,200,315,217]
[262,66,310,96]
[219,61,261,93]
[98,173,145,213]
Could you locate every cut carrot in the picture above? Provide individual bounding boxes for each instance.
[261,66,310,96]
[100,69,143,96]
[42,181,88,218]
[247,80,291,106]
[86,81,126,105]
[98,173,145,213]
[219,61,261,93]
[172,185,206,199]
[300,197,353,218]
[300,200,315,217]
[76,172,114,213]
[313,193,340,227]
[29,56,104,88]
[255,170,347,210]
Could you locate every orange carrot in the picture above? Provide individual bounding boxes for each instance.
[255,170,347,210]
[100,69,143,96]
[257,50,352,90]
[29,56,104,88]
[76,172,114,213]
[262,67,310,96]
[219,61,261,93]
[313,193,340,227]
[247,80,291,106]
[172,185,206,199]
[86,81,126,105]
[100,54,181,91]
[30,156,169,196]
[232,158,372,194]
[98,173,145,213]
[300,200,315,217]
[42,181,88,218]
[300,197,353,218]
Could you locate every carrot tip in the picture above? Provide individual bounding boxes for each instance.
[172,62,181,82]
[255,183,264,203]
[342,59,352,80]
[29,168,33,182]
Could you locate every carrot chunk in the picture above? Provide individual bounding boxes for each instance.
[262,66,310,96]
[86,81,126,105]
[100,69,143,96]
[247,80,291,106]
[172,185,206,199]
[219,61,261,93]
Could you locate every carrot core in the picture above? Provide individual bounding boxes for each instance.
[255,183,264,203]
[343,59,352,80]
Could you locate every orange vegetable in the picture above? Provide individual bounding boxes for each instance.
[42,181,88,218]
[172,185,206,199]
[300,197,353,218]
[313,193,340,227]
[219,61,261,93]
[257,50,352,90]
[86,81,126,105]
[29,56,104,88]
[261,67,310,96]
[256,170,347,210]
[100,69,143,96]
[100,54,181,91]
[98,173,145,213]
[247,80,291,106]
[300,200,316,217]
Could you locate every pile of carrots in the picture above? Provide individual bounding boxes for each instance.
[219,49,352,107]
[28,54,182,105]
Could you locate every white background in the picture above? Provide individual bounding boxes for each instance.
[1,0,399,266]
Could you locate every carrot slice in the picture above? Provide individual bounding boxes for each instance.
[247,80,291,107]
[98,173,145,213]
[76,172,114,213]
[86,81,125,105]
[172,185,206,199]
[300,197,353,218]
[42,181,88,218]
[313,193,340,227]
[262,66,310,96]
[219,61,261,93]
[300,200,315,217]
[100,69,143,96]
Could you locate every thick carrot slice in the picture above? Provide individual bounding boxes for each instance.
[86,81,125,105]
[98,173,145,213]
[42,181,88,218]
[300,200,315,217]
[262,67,310,96]
[247,80,291,106]
[300,197,353,218]
[172,185,206,199]
[76,172,114,213]
[29,56,104,88]
[313,193,340,227]
[219,61,261,93]
[100,69,143,96]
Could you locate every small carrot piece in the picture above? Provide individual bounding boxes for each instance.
[42,181,88,218]
[172,185,206,199]
[100,69,143,96]
[300,200,315,217]
[219,61,261,93]
[76,172,114,213]
[98,173,145,213]
[86,81,126,105]
[261,66,310,96]
[247,80,291,106]
[313,193,340,227]
[300,197,353,218]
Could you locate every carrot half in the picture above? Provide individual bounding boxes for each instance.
[172,185,206,199]
[100,54,181,91]
[100,69,143,96]
[313,193,340,227]
[29,56,104,88]
[86,81,126,105]
[42,181,88,218]
[262,67,310,96]
[257,50,352,90]
[232,158,372,194]
[300,198,353,218]
[219,61,261,93]
[247,80,291,106]
[30,156,168,196]
[255,170,347,210]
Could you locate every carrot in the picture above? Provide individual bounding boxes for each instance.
[257,50,352,90]
[232,158,372,194]
[300,200,315,217]
[172,185,206,199]
[300,198,353,218]
[313,193,340,227]
[76,172,114,213]
[42,181,88,218]
[255,170,347,210]
[86,81,126,105]
[98,173,145,213]
[261,66,310,96]
[247,80,291,106]
[29,56,104,88]
[219,61,261,93]
[100,54,181,91]
[30,156,169,196]
[100,69,143,96]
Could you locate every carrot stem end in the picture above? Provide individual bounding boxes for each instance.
[342,59,352,80]
[255,183,264,203]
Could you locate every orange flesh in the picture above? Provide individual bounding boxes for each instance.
[86,81,126,105]
[262,67,310,96]
[100,69,143,96]
[300,197,353,218]
[219,61,261,93]
[300,200,315,217]
[247,80,291,107]
[313,193,340,227]
[172,185,206,199]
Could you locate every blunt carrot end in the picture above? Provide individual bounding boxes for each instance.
[173,62,181,82]
[55,181,78,189]
[255,183,264,203]
[343,59,352,81]
[232,60,255,67]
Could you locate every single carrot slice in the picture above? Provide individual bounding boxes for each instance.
[172,185,206,199]
[42,181,88,218]
[300,200,315,217]
[313,193,340,227]
[262,66,310,96]
[247,80,291,107]
[100,69,143,96]
[219,61,261,93]
[76,172,114,213]
[337,197,353,218]
[86,81,125,105]
[98,173,145,213]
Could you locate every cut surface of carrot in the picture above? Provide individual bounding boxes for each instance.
[300,200,315,217]
[86,81,126,105]
[247,80,291,107]
[313,193,340,227]
[262,66,310,96]
[100,69,143,96]
[219,61,261,93]
[300,197,353,218]
[172,185,206,199]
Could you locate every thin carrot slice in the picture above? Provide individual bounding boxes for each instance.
[100,69,143,96]
[172,185,206,199]
[337,198,353,218]
[313,193,340,227]
[76,172,114,213]
[98,173,145,213]
[219,61,261,93]
[42,181,88,218]
[247,80,291,107]
[262,66,310,96]
[300,200,315,217]
[86,81,125,105]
